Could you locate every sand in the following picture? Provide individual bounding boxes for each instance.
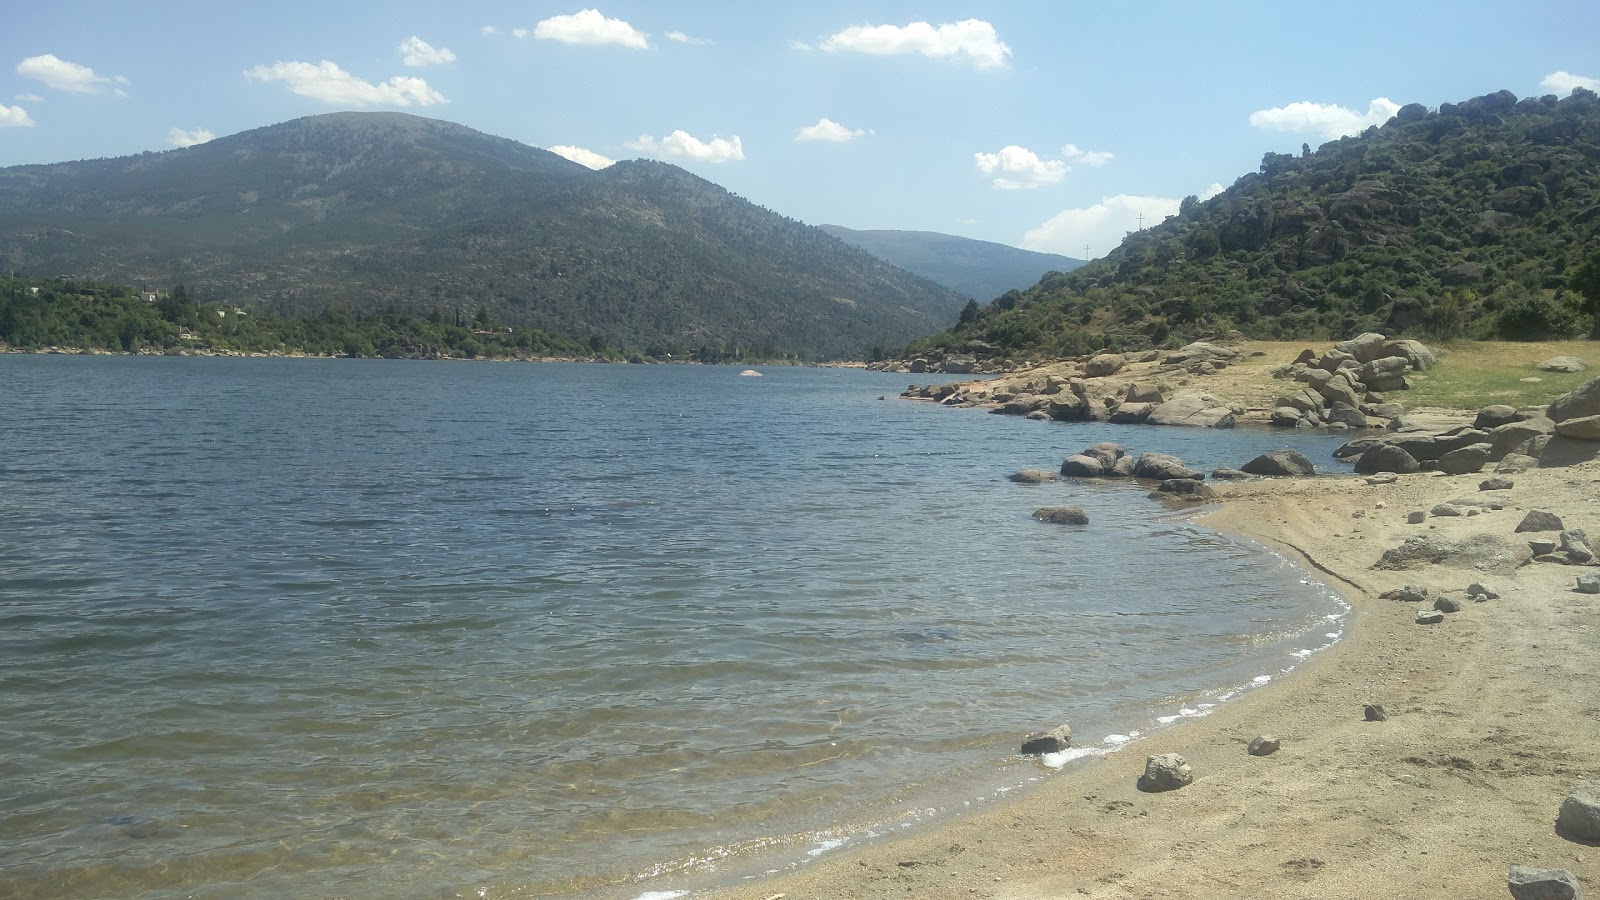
[707,458,1600,899]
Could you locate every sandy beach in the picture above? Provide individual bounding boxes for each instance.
[709,454,1600,899]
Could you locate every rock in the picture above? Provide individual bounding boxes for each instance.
[1084,353,1126,378]
[1034,506,1089,525]
[1497,454,1541,472]
[1557,785,1600,840]
[1082,442,1125,469]
[1554,415,1600,441]
[1319,373,1364,409]
[1008,469,1059,484]
[1431,503,1463,517]
[1355,443,1422,475]
[1507,866,1585,900]
[1368,401,1407,420]
[1415,609,1445,624]
[1247,735,1280,756]
[1467,582,1500,600]
[1433,596,1462,613]
[1125,382,1165,404]
[1108,401,1154,424]
[1110,456,1135,478]
[1364,704,1389,722]
[1491,417,1556,460]
[1407,510,1426,524]
[1060,454,1106,478]
[1132,452,1203,481]
[1561,530,1593,561]
[1547,376,1600,423]
[1366,473,1399,485]
[1020,724,1073,755]
[1381,339,1437,371]
[1529,539,1559,555]
[1271,406,1305,427]
[1211,468,1251,481]
[1325,401,1368,428]
[1146,392,1240,428]
[1137,753,1194,792]
[1374,533,1513,570]
[1537,356,1587,374]
[1480,477,1515,491]
[1515,510,1565,533]
[1334,332,1389,363]
[1157,478,1217,500]
[1578,574,1600,594]
[1473,405,1525,430]
[1048,394,1089,421]
[1241,449,1316,477]
[1380,584,1430,602]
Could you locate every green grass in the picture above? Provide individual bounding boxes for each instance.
[1402,340,1594,412]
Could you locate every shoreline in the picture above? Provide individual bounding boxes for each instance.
[701,460,1600,899]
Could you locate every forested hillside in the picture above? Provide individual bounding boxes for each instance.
[819,225,1084,301]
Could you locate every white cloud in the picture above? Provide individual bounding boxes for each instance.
[973,145,1067,190]
[534,9,650,48]
[549,144,615,169]
[14,92,43,103]
[789,39,813,51]
[626,130,744,163]
[0,104,35,128]
[512,27,529,39]
[399,36,456,67]
[244,60,446,107]
[795,117,865,143]
[820,19,1011,70]
[1541,70,1599,94]
[1200,182,1225,201]
[167,127,215,147]
[1248,97,1400,140]
[16,54,126,95]
[1023,194,1186,258]
[666,30,712,45]
[1062,143,1113,167]
[481,25,498,35]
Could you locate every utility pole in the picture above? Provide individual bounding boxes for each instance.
[1082,244,1090,261]
[1136,213,1145,230]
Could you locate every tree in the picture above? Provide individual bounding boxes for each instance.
[957,298,980,327]
[1570,246,1600,336]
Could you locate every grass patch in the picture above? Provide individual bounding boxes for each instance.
[1403,340,1594,412]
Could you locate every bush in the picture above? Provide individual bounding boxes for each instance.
[1494,295,1584,340]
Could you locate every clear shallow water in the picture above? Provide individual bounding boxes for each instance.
[0,357,1353,898]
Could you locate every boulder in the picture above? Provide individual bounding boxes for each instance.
[1434,443,1493,475]
[1157,478,1217,500]
[1473,404,1524,430]
[1431,503,1463,517]
[1367,401,1407,420]
[1146,392,1241,428]
[1061,454,1106,478]
[1271,406,1305,427]
[1547,377,1600,423]
[1497,454,1541,472]
[1557,785,1600,840]
[1433,596,1462,613]
[1034,506,1089,525]
[1108,401,1155,424]
[1537,356,1587,374]
[1325,401,1368,428]
[1020,724,1073,755]
[1137,753,1194,792]
[1241,449,1316,477]
[1363,704,1389,722]
[1578,574,1600,594]
[1110,456,1136,477]
[1480,477,1515,491]
[1319,374,1365,408]
[1380,584,1431,602]
[1515,510,1565,533]
[1084,353,1127,378]
[1008,469,1059,484]
[1562,531,1595,564]
[1125,382,1166,404]
[1530,539,1559,556]
[1490,417,1556,460]
[1467,582,1500,600]
[1406,511,1426,524]
[1374,533,1513,570]
[1132,452,1203,481]
[1354,443,1421,475]
[1366,473,1399,485]
[1380,339,1438,371]
[1318,348,1357,372]
[1415,609,1445,624]
[1334,332,1389,363]
[1048,394,1089,421]
[1247,735,1280,756]
[1554,415,1600,441]
[1084,442,1126,470]
[1507,866,1584,900]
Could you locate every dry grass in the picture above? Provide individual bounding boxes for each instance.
[1404,339,1595,412]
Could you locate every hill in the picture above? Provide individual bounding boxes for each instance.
[0,112,967,360]
[913,88,1600,362]
[818,225,1084,301]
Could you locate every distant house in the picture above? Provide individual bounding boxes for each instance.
[140,291,159,303]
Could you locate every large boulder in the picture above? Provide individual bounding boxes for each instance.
[1084,353,1127,378]
[1334,332,1389,363]
[1490,416,1556,460]
[1084,442,1126,470]
[1354,443,1421,475]
[1124,382,1166,404]
[1241,449,1316,477]
[1034,506,1089,525]
[1324,401,1368,428]
[1557,785,1600,842]
[1009,469,1059,484]
[1318,373,1365,408]
[1156,478,1217,500]
[1537,356,1587,374]
[1380,339,1437,371]
[1435,443,1493,475]
[1554,415,1600,441]
[1137,753,1194,792]
[1047,394,1089,421]
[1547,377,1600,423]
[1060,454,1105,478]
[1473,405,1524,430]
[1507,866,1584,900]
[1109,402,1154,424]
[1132,452,1203,481]
[1147,392,1241,428]
[1515,510,1565,533]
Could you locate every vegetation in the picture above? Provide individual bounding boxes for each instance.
[1401,340,1595,410]
[912,88,1600,361]
[0,112,966,361]
[818,225,1084,301]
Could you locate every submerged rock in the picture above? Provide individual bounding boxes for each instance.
[1008,469,1059,484]
[1033,506,1089,525]
[1020,724,1073,755]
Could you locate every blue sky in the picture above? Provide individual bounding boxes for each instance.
[3,1,1597,259]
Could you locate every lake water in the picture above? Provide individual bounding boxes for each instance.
[0,356,1353,898]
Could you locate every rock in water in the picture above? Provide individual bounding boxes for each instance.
[1247,735,1280,756]
[1008,469,1058,484]
[1507,866,1585,900]
[1364,704,1389,722]
[1556,785,1600,841]
[1060,454,1105,477]
[1515,510,1565,533]
[1020,724,1072,755]
[1033,506,1089,525]
[1137,753,1193,792]
[1240,449,1315,477]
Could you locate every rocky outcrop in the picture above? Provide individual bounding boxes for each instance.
[1269,335,1437,429]
[1137,753,1193,792]
[1374,533,1514,570]
[1146,392,1241,428]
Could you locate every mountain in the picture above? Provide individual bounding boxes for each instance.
[0,112,968,360]
[913,88,1600,361]
[819,224,1084,301]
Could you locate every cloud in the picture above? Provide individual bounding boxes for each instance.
[820,19,1011,70]
[16,54,126,95]
[244,60,446,106]
[1023,193,1188,257]
[534,9,650,48]
[0,104,35,127]
[1541,70,1599,94]
[1062,143,1113,167]
[481,25,498,35]
[1200,182,1225,201]
[399,36,456,67]
[167,127,215,147]
[795,117,865,143]
[626,130,744,163]
[973,145,1067,190]
[512,27,529,38]
[666,30,712,45]
[14,92,43,103]
[549,144,615,169]
[1248,97,1401,140]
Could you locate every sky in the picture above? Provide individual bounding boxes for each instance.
[2,1,1597,260]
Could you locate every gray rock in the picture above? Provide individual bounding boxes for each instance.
[1380,339,1438,371]
[1467,582,1501,600]
[1364,703,1389,721]
[1491,417,1556,460]
[1060,454,1106,478]
[1084,353,1126,378]
[1407,510,1426,524]
[1516,510,1565,533]
[1335,332,1389,363]
[1547,376,1600,423]
[1146,392,1241,428]
[1431,503,1463,517]
[1554,415,1600,441]
[1008,469,1059,484]
[1110,456,1135,478]
[1084,442,1126,470]
[1473,404,1524,430]
[1480,477,1515,491]
[1132,452,1203,481]
[1125,382,1166,404]
[1137,753,1194,792]
[1247,735,1280,756]
[1497,453,1541,473]
[1561,530,1594,563]
[1020,724,1073,755]
[1578,574,1600,594]
[1415,609,1445,624]
[1557,785,1600,840]
[1380,584,1430,602]
[1325,401,1369,428]
[1507,865,1585,900]
[1157,478,1217,500]
[1355,443,1422,475]
[1211,468,1252,481]
[1374,533,1514,570]
[1271,406,1305,427]
[1537,356,1587,374]
[1366,473,1399,485]
[1433,596,1462,613]
[1034,506,1089,525]
[1108,401,1155,424]
[1435,443,1494,475]
[1529,539,1559,556]
[1241,449,1316,477]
